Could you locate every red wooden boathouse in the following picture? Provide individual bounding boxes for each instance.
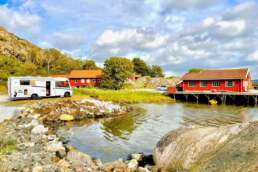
[175,68,252,92]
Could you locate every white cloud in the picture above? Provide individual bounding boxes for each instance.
[248,50,258,62]
[202,17,247,37]
[202,17,215,27]
[164,16,186,32]
[159,0,221,12]
[216,20,246,37]
[96,29,168,50]
[0,5,41,34]
[50,32,86,50]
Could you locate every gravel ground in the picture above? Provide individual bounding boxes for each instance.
[0,95,22,122]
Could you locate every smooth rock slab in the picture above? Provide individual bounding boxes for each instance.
[154,123,250,172]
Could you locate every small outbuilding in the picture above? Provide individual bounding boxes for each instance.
[69,70,103,87]
[51,69,103,87]
[176,68,252,92]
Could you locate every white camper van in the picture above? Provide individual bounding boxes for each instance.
[8,77,72,100]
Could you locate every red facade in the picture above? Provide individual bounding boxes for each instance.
[51,70,103,87]
[69,78,101,87]
[180,79,248,92]
[175,69,251,93]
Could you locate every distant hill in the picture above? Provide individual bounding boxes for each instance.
[0,26,82,81]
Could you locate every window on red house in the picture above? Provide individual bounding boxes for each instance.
[200,81,207,87]
[188,81,195,87]
[226,81,234,87]
[212,81,220,87]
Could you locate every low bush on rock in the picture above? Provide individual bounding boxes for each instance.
[0,137,16,154]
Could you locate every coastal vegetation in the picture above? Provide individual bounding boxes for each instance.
[100,57,134,90]
[132,57,164,77]
[0,27,165,91]
[73,88,173,103]
[0,136,16,154]
[188,68,206,73]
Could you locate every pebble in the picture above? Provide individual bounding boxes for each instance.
[32,166,43,172]
[31,125,48,135]
[128,159,138,171]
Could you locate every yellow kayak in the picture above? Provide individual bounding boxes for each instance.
[209,99,218,105]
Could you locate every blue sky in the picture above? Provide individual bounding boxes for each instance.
[0,0,258,77]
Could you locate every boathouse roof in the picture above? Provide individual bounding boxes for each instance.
[182,68,249,80]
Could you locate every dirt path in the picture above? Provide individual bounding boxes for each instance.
[0,95,22,122]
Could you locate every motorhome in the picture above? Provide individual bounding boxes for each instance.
[8,77,72,100]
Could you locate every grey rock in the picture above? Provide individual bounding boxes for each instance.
[31,125,48,135]
[153,123,248,172]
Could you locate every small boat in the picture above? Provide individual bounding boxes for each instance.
[209,99,218,105]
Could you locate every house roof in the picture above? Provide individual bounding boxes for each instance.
[69,70,103,78]
[181,68,249,80]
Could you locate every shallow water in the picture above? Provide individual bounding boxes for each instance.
[67,103,258,162]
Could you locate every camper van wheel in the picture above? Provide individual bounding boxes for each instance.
[31,94,39,100]
[64,92,71,97]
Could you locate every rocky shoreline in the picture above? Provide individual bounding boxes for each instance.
[1,98,257,172]
[0,99,156,172]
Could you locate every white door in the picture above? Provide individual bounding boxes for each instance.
[243,81,248,91]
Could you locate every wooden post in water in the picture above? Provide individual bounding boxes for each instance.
[193,94,199,104]
[184,95,188,102]
[204,95,210,104]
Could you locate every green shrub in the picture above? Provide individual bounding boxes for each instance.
[0,137,17,154]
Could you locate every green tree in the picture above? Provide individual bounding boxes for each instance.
[150,65,164,77]
[132,57,150,76]
[188,68,205,73]
[82,59,98,70]
[101,57,133,90]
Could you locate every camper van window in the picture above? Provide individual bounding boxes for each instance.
[20,80,30,85]
[55,81,70,88]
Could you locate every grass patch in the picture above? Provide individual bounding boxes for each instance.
[0,83,7,95]
[0,137,17,154]
[2,88,173,106]
[73,88,174,104]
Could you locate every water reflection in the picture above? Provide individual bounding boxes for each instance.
[101,113,146,141]
[68,103,258,162]
[181,104,250,127]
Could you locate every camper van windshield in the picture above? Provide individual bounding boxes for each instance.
[55,81,70,88]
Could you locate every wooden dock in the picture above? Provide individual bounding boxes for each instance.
[167,91,258,106]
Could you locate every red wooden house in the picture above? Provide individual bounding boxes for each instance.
[51,70,103,87]
[69,70,103,87]
[176,68,251,92]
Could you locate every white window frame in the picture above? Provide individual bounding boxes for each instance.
[212,81,220,87]
[81,79,85,83]
[74,79,78,83]
[226,81,234,87]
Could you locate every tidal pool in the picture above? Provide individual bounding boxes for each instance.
[66,103,258,162]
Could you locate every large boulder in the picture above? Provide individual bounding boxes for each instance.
[153,122,258,172]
